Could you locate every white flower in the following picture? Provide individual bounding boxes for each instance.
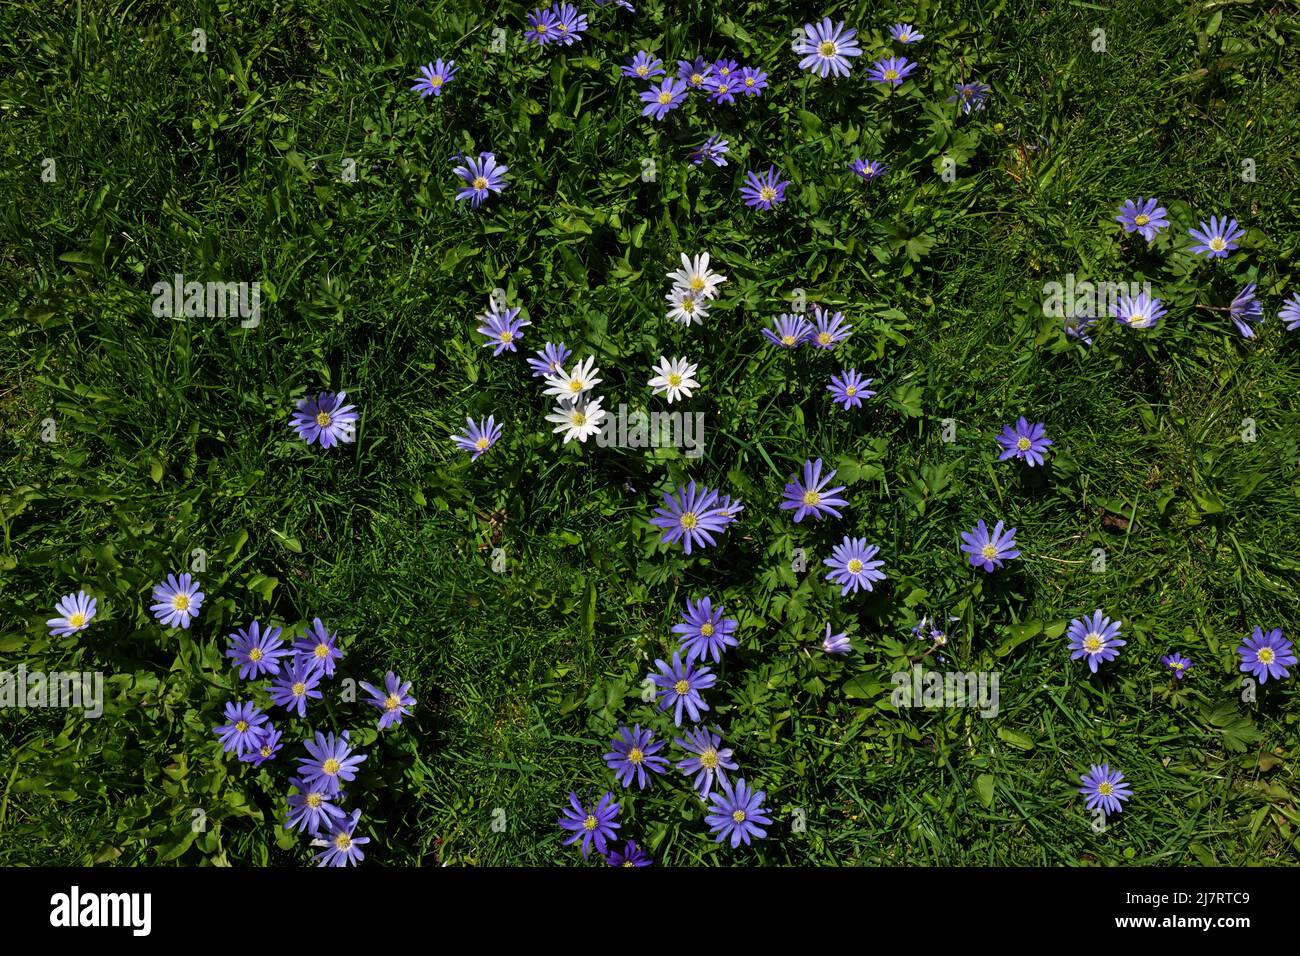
[545,396,607,443]
[542,356,602,400]
[665,287,711,326]
[647,356,699,403]
[667,252,727,300]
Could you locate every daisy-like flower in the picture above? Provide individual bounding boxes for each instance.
[947,81,991,114]
[794,18,862,78]
[762,313,812,348]
[226,620,292,679]
[706,778,772,848]
[1065,313,1097,345]
[151,572,204,629]
[359,671,416,729]
[822,624,852,655]
[648,356,699,404]
[47,590,96,637]
[677,57,714,91]
[890,23,924,43]
[809,305,852,348]
[827,369,874,410]
[549,3,588,45]
[849,157,887,183]
[674,727,738,798]
[714,494,744,527]
[689,135,730,167]
[1115,197,1169,242]
[1188,215,1244,259]
[866,56,916,87]
[452,415,502,461]
[649,652,716,726]
[1067,610,1126,674]
[622,51,664,79]
[605,841,652,867]
[995,417,1053,467]
[705,71,741,104]
[527,342,573,378]
[1079,764,1132,817]
[668,252,728,300]
[290,391,359,448]
[524,7,559,45]
[603,724,669,789]
[286,777,347,835]
[738,66,768,96]
[240,724,283,767]
[557,791,621,859]
[1280,293,1300,331]
[649,481,730,554]
[712,57,738,79]
[297,730,367,797]
[213,701,268,756]
[314,809,370,868]
[293,617,343,678]
[1238,627,1295,684]
[543,355,602,400]
[546,396,608,444]
[452,152,508,208]
[270,657,325,718]
[640,77,688,120]
[960,520,1020,572]
[1161,652,1192,680]
[665,287,712,326]
[672,596,738,663]
[477,304,531,355]
[1111,291,1166,329]
[740,167,789,210]
[1228,283,1263,339]
[411,59,457,98]
[823,537,886,595]
[781,459,848,523]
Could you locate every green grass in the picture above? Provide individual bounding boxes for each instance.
[1,0,1298,866]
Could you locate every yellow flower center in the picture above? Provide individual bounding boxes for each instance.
[622,860,635,867]
[583,814,597,831]
[845,385,857,396]
[817,332,832,345]
[674,679,690,696]
[700,622,714,637]
[475,436,490,450]
[536,23,549,33]
[884,69,899,81]
[818,41,836,56]
[1097,781,1114,796]
[314,644,329,658]
[732,809,746,823]
[323,758,341,775]
[700,748,718,769]
[1259,648,1275,664]
[628,747,644,764]
[1209,237,1226,251]
[847,559,863,573]
[680,512,698,529]
[430,76,443,88]
[172,593,190,611]
[249,647,263,662]
[571,412,586,427]
[658,90,672,104]
[68,612,86,627]
[473,175,488,190]
[1134,214,1149,226]
[981,544,997,559]
[292,682,306,696]
[636,65,648,77]
[235,720,248,732]
[1084,634,1103,653]
[1017,437,1032,450]
[745,77,755,87]
[689,276,705,291]
[802,490,821,506]
[307,793,322,808]
[315,411,332,428]
[690,73,703,85]
[334,832,352,850]
[781,334,796,345]
[385,694,401,711]
[568,379,584,392]
[260,745,272,757]
[499,330,513,342]
[759,186,777,202]
[667,373,682,386]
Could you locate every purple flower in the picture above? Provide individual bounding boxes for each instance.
[822,624,851,655]
[605,840,652,867]
[151,572,204,629]
[1079,764,1132,817]
[270,657,325,717]
[781,458,848,523]
[226,620,292,679]
[640,77,688,120]
[240,724,283,767]
[213,701,268,756]
[672,596,738,663]
[810,305,852,348]
[1280,293,1300,331]
[705,71,741,104]
[714,494,744,527]
[314,809,370,867]
[286,777,347,834]
[867,56,917,86]
[689,135,730,167]
[678,57,714,91]
[411,59,456,98]
[289,391,358,448]
[603,724,669,789]
[762,313,812,348]
[1229,283,1262,339]
[1065,313,1096,345]
[293,617,343,678]
[738,66,768,96]
[1111,291,1166,329]
[452,415,502,460]
[823,537,885,595]
[47,590,96,637]
[947,81,991,114]
[527,342,573,377]
[960,519,1019,572]
[849,157,887,182]
[524,7,559,45]
[794,18,862,78]
[740,166,789,210]
[1237,627,1295,684]
[549,3,588,45]
[706,777,772,847]
[649,481,731,555]
[827,368,874,409]
[1067,610,1126,674]
[452,152,508,207]
[622,51,664,79]
[477,304,530,354]
[890,23,924,44]
[1115,197,1168,241]
[712,58,739,80]
[1161,652,1192,680]
[297,730,367,796]
[995,417,1053,467]
[1188,215,1244,259]
[674,727,738,798]
[359,671,416,730]
[649,652,716,726]
[557,791,620,858]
